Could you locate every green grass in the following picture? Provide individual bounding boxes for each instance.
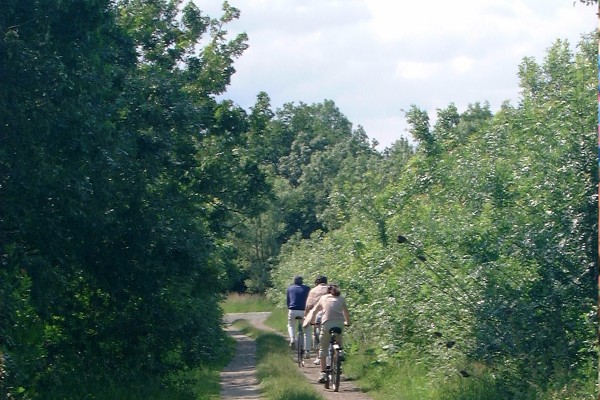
[344,351,503,400]
[345,349,597,400]
[222,292,276,313]
[264,306,288,332]
[232,319,324,400]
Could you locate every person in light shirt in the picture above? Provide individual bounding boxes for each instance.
[310,284,350,383]
[304,275,329,356]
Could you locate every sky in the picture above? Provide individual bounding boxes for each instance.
[200,0,597,150]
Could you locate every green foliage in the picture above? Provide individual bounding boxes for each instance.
[0,249,44,398]
[268,34,598,399]
[229,98,381,292]
[268,100,380,237]
[1,0,265,397]
[405,104,434,152]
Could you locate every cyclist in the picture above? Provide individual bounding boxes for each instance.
[304,275,329,359]
[286,275,310,349]
[310,284,350,383]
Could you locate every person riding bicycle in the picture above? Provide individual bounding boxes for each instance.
[286,275,310,348]
[309,284,350,383]
[304,275,329,358]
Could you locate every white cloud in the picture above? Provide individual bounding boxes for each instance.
[394,61,440,80]
[203,0,597,150]
[451,56,475,74]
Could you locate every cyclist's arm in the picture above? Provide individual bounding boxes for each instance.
[303,308,313,327]
[304,292,317,315]
[342,301,350,326]
[313,296,324,314]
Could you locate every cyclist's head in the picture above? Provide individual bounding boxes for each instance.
[317,275,327,284]
[293,276,303,285]
[328,285,340,296]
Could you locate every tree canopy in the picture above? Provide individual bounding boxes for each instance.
[1,0,267,396]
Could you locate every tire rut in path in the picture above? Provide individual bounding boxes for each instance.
[220,325,261,399]
[220,312,372,400]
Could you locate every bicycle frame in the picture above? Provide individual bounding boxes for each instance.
[324,327,343,391]
[295,316,305,367]
[313,321,321,347]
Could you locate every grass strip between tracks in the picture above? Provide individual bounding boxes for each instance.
[232,319,325,400]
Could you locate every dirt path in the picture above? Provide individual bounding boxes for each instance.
[220,312,272,400]
[220,312,372,400]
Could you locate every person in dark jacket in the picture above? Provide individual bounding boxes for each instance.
[286,275,310,348]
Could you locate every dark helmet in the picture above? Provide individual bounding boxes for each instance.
[316,275,327,284]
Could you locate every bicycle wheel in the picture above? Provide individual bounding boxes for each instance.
[297,331,304,367]
[324,344,332,389]
[331,349,341,392]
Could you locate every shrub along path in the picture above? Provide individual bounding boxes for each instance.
[221,312,372,400]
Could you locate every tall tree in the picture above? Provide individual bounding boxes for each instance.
[1,0,266,395]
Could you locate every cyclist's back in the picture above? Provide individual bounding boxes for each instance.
[311,285,350,383]
[305,282,329,314]
[318,293,348,324]
[286,276,310,347]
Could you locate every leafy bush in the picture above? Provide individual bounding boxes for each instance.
[269,34,598,398]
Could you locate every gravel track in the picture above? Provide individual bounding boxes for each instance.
[220,312,372,400]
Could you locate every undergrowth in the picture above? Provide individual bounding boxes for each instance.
[344,346,596,400]
[41,336,235,400]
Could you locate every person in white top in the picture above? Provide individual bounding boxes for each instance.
[304,275,329,354]
[310,285,350,383]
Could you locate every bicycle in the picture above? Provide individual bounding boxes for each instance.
[310,311,323,365]
[324,327,344,392]
[311,322,321,365]
[294,316,305,367]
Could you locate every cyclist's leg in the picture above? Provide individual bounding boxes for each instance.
[313,311,323,357]
[305,324,312,352]
[319,322,332,373]
[310,324,319,364]
[318,325,330,383]
[286,309,295,345]
[303,325,311,357]
[288,309,303,346]
[337,333,345,360]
